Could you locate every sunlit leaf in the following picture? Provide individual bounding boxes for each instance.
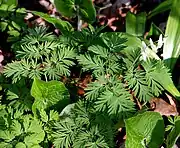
[163,0,180,71]
[125,111,164,148]
[31,78,70,115]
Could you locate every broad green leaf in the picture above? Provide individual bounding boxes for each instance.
[146,23,164,38]
[148,0,172,19]
[125,111,164,148]
[121,33,142,50]
[166,117,180,148]
[126,12,146,37]
[59,103,75,117]
[32,11,74,35]
[24,131,45,147]
[51,0,96,23]
[31,78,70,115]
[51,0,75,17]
[15,142,26,148]
[163,0,180,71]
[76,0,96,23]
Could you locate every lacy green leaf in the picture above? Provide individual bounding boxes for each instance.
[100,32,127,52]
[10,120,22,136]
[95,82,136,117]
[52,118,76,148]
[125,68,153,102]
[142,59,180,98]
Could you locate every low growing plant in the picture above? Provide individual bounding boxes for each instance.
[0,0,179,147]
[0,25,179,147]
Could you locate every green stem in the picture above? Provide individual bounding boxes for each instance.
[76,5,82,31]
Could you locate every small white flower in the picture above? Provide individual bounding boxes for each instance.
[149,38,157,53]
[141,41,148,61]
[149,34,164,53]
[157,34,163,48]
[140,41,160,61]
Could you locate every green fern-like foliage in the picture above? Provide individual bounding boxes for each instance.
[77,31,174,111]
[77,35,125,77]
[124,51,169,102]
[85,76,136,117]
[1,25,179,148]
[3,27,175,110]
[4,27,77,83]
[52,101,115,148]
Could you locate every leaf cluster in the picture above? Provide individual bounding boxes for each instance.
[52,101,115,148]
[0,106,45,147]
[1,26,179,148]
[0,1,26,41]
[4,27,77,83]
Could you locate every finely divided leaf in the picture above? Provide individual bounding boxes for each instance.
[142,59,180,98]
[100,32,127,52]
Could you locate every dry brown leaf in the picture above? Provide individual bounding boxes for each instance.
[150,98,179,116]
